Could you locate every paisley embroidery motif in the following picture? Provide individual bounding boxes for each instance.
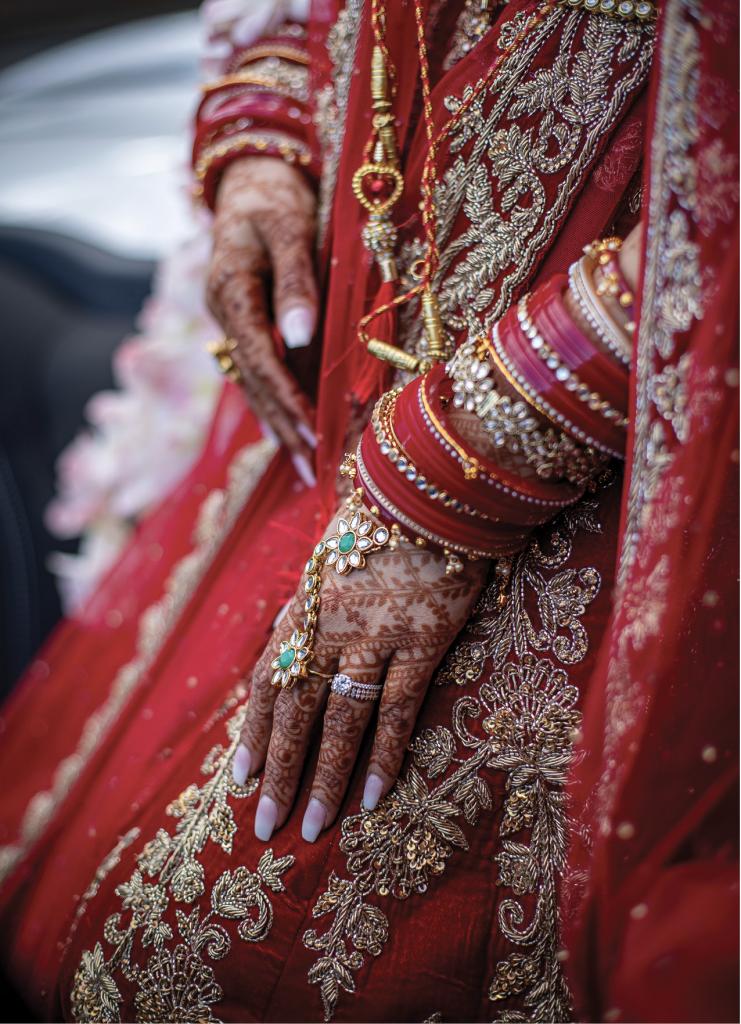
[70,711,294,1023]
[303,499,604,1021]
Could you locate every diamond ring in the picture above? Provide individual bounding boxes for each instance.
[330,673,383,702]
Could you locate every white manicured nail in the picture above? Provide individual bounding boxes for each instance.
[232,744,251,786]
[280,306,314,349]
[255,795,278,842]
[257,418,280,446]
[362,774,385,812]
[292,453,316,488]
[296,421,318,448]
[301,798,327,843]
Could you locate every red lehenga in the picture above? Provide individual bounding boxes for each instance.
[0,2,736,1022]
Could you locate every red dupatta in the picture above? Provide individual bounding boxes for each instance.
[565,2,739,1020]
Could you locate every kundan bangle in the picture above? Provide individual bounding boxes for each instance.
[446,337,607,486]
[417,369,580,510]
[568,256,632,366]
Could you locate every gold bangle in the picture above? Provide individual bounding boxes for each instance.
[419,377,481,480]
[201,72,307,101]
[235,45,310,68]
[194,131,313,184]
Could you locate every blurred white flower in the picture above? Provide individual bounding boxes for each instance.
[200,0,310,77]
[48,517,134,612]
[46,0,311,610]
[47,224,222,608]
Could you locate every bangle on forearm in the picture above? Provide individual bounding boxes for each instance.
[201,68,310,104]
[193,129,317,204]
[486,318,623,458]
[568,257,632,366]
[354,444,522,568]
[232,44,311,70]
[446,337,607,486]
[415,370,578,514]
[518,292,629,429]
[371,390,493,521]
[584,235,637,331]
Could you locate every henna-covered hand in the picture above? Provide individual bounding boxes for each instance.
[233,505,488,843]
[207,156,319,482]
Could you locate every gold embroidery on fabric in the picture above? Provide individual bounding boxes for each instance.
[315,0,365,244]
[0,439,276,890]
[596,1,737,828]
[70,709,293,1023]
[63,828,142,958]
[440,12,652,338]
[396,9,653,367]
[443,0,497,71]
[303,500,603,1021]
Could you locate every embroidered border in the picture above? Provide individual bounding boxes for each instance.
[70,712,293,1023]
[594,0,737,828]
[315,0,365,246]
[0,438,276,889]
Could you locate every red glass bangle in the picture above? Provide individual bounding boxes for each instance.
[498,306,626,456]
[196,83,309,124]
[195,104,309,158]
[529,278,629,412]
[357,433,529,558]
[409,368,580,519]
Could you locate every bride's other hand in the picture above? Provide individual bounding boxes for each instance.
[207,156,319,477]
[234,507,488,843]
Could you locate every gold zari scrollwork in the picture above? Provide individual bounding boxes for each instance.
[70,711,294,1023]
[304,498,604,1021]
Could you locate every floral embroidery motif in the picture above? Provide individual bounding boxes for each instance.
[0,439,275,891]
[428,10,653,349]
[303,500,603,1021]
[443,0,496,71]
[70,709,294,1023]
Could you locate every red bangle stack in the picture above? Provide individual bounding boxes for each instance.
[489,295,629,459]
[353,259,632,568]
[354,363,582,566]
[192,35,321,208]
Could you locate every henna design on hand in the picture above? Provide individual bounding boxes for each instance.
[207,156,319,457]
[239,506,488,841]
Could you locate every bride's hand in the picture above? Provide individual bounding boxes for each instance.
[234,505,489,843]
[207,156,319,480]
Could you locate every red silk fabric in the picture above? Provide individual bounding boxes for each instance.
[564,3,740,1019]
[0,2,734,1022]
